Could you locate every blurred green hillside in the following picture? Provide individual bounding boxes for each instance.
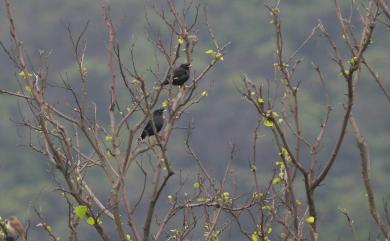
[1,0,389,240]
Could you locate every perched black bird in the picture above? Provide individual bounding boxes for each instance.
[162,63,191,86]
[140,108,164,139]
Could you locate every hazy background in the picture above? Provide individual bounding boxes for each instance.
[0,0,389,240]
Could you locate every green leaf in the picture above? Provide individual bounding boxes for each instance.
[205,49,215,55]
[252,192,263,199]
[25,85,33,93]
[339,69,350,77]
[263,118,274,127]
[222,192,231,203]
[162,100,169,108]
[275,161,285,171]
[86,217,95,225]
[193,182,201,189]
[177,35,185,44]
[104,135,113,141]
[251,232,259,241]
[306,216,315,223]
[215,52,224,61]
[272,177,281,185]
[262,205,271,210]
[257,97,264,103]
[18,70,33,79]
[74,205,88,219]
[280,147,291,162]
[106,150,113,157]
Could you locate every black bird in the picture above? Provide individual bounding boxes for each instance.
[140,108,164,139]
[162,63,191,86]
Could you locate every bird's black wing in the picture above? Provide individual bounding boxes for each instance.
[141,121,152,139]
[173,67,186,80]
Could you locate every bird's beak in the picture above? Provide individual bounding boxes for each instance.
[189,64,192,67]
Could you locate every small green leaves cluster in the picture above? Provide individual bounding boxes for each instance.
[73,205,102,226]
[177,34,197,45]
[204,224,221,241]
[251,231,259,241]
[18,69,33,79]
[263,110,283,127]
[273,62,289,71]
[272,161,286,185]
[279,147,291,163]
[167,229,180,240]
[252,192,263,199]
[339,69,350,78]
[162,99,169,108]
[205,49,224,62]
[217,191,232,204]
[251,228,272,241]
[348,56,358,65]
[222,192,231,203]
[339,56,360,79]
